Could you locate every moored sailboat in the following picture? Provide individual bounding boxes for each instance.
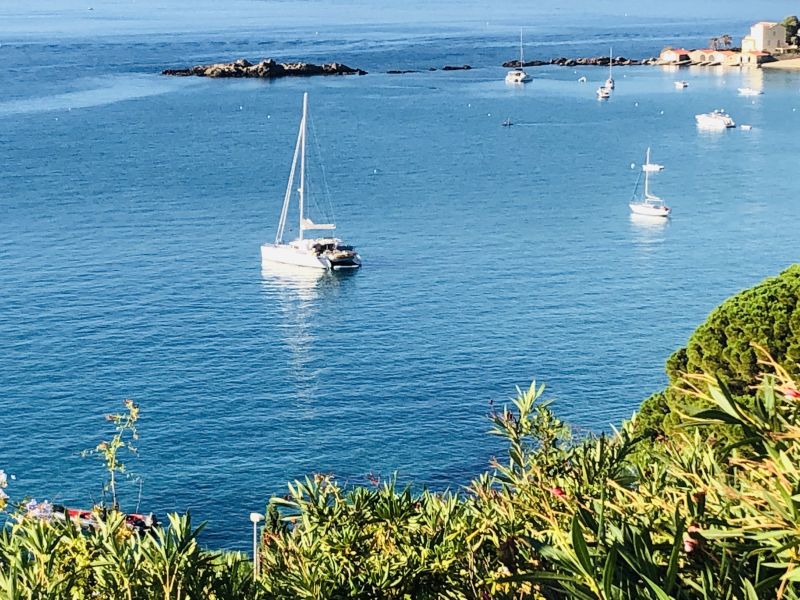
[505,30,532,84]
[604,47,615,90]
[629,148,671,218]
[261,93,362,271]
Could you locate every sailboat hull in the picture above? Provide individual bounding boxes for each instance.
[261,244,330,270]
[629,203,670,217]
[261,242,362,271]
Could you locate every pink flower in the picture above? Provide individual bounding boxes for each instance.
[550,486,566,498]
[782,386,800,399]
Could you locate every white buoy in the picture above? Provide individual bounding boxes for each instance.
[634,102,638,107]
[659,110,664,115]
[239,105,243,110]
[267,115,270,119]
[630,162,636,169]
[487,113,491,117]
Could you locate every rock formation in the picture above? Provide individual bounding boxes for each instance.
[162,58,367,78]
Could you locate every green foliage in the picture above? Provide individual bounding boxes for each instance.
[638,264,800,438]
[81,399,141,509]
[0,509,262,599]
[783,15,799,43]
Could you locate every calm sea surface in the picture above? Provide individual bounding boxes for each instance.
[1,17,798,548]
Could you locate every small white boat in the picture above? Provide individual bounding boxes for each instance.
[596,86,611,100]
[501,118,513,127]
[505,30,532,84]
[604,47,615,90]
[695,109,735,129]
[261,93,362,271]
[578,76,587,83]
[741,124,753,130]
[674,80,688,89]
[738,87,763,96]
[629,147,670,218]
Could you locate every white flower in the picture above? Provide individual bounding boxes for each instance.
[37,501,53,519]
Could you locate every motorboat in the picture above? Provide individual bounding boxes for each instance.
[505,30,532,84]
[261,93,362,271]
[695,110,735,129]
[674,80,688,89]
[597,86,611,100]
[629,147,671,218]
[501,118,513,127]
[738,87,763,96]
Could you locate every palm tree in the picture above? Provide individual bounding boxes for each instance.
[721,34,732,49]
[709,36,719,50]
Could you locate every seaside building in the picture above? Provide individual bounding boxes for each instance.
[689,49,741,65]
[658,48,691,65]
[741,51,772,66]
[741,22,787,53]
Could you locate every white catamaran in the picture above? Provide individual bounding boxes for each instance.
[629,148,671,218]
[261,93,362,271]
[505,30,532,84]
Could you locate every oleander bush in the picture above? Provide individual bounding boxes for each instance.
[2,265,800,599]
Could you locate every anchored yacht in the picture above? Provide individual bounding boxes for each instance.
[629,148,671,218]
[261,93,361,271]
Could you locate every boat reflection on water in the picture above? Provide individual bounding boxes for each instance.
[259,262,355,412]
[630,213,669,252]
[630,212,670,229]
[260,261,357,302]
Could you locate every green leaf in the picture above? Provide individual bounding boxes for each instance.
[571,515,594,576]
[641,574,672,600]
[602,548,617,599]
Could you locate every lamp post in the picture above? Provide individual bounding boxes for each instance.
[249,512,265,579]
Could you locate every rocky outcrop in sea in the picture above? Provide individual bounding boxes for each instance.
[502,56,657,68]
[162,58,367,78]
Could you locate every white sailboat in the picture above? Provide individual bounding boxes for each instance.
[629,148,671,218]
[505,30,532,84]
[604,47,615,90]
[261,93,362,271]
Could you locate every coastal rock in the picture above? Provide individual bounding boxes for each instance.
[387,69,420,74]
[502,59,548,68]
[162,58,367,78]
[441,64,472,71]
[504,56,644,68]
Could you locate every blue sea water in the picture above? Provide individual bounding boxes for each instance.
[1,10,799,548]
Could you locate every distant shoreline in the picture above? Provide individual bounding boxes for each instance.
[762,57,800,69]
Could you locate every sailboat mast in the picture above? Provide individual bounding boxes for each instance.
[275,101,304,244]
[644,147,650,197]
[298,92,308,242]
[519,29,524,66]
[609,47,612,79]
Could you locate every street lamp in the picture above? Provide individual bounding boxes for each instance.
[250,512,265,579]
